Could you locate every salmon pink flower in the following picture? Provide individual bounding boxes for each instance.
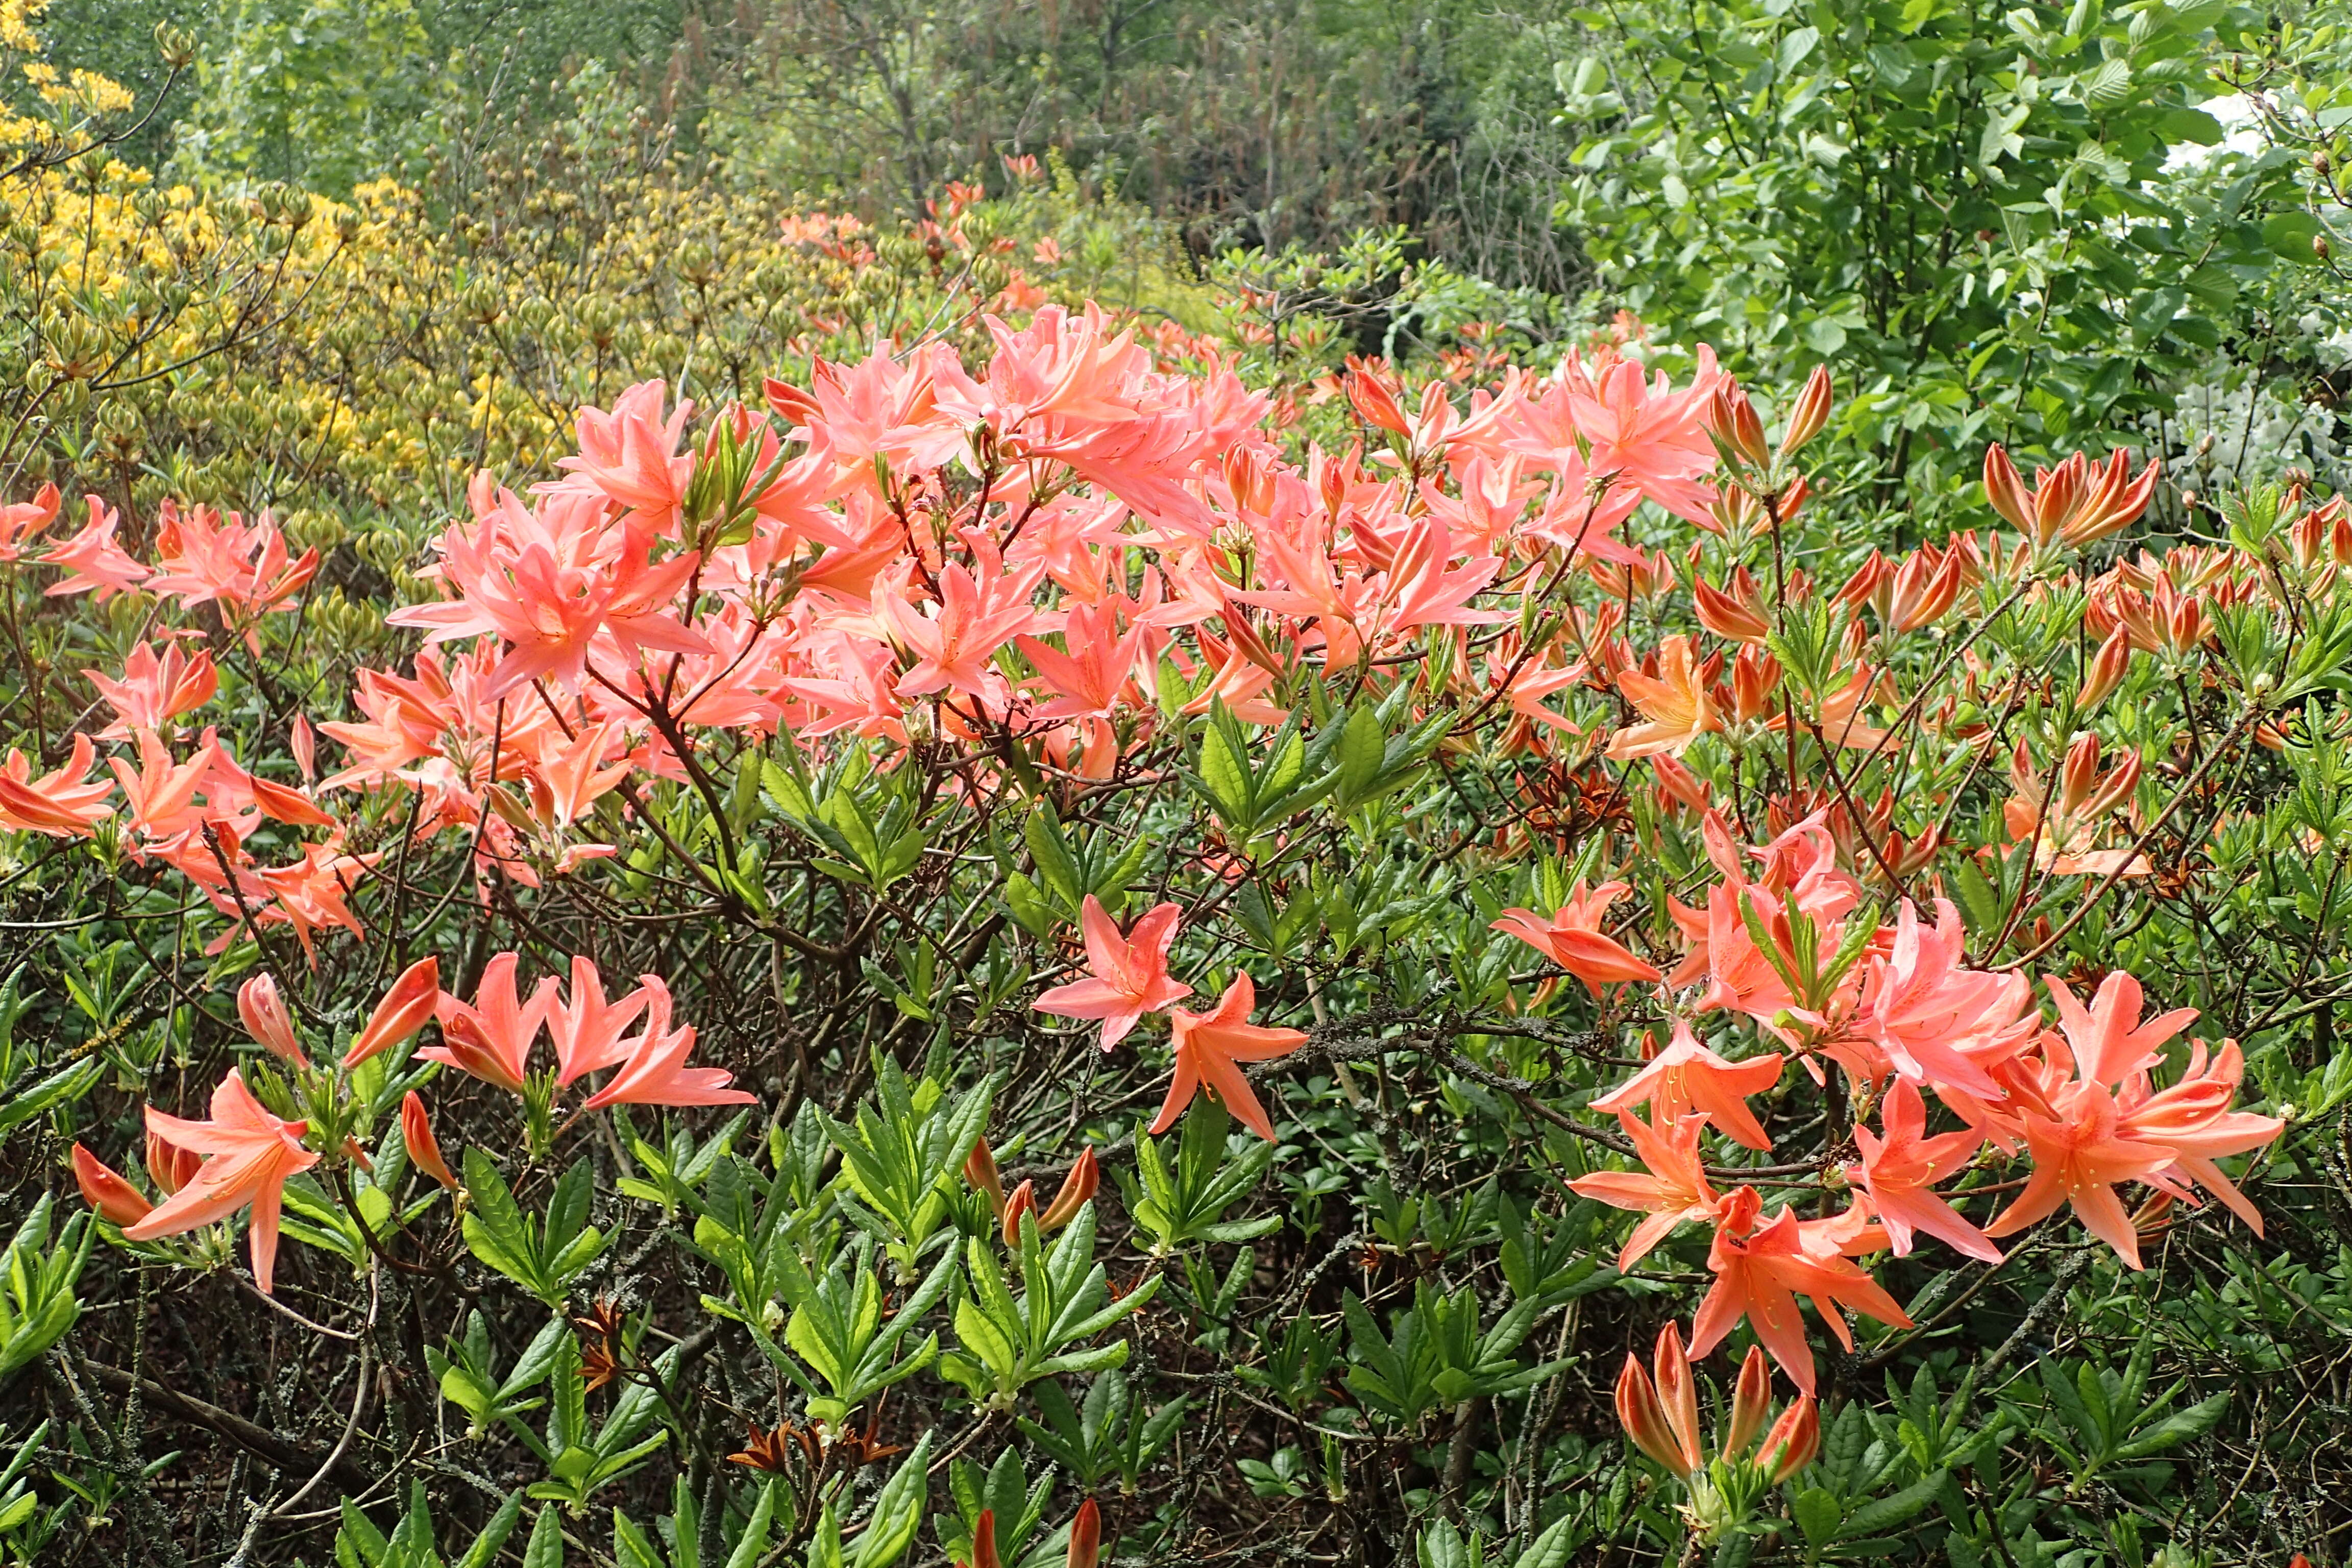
[1846,1079,2000,1262]
[548,957,652,1085]
[125,1070,321,1294]
[86,640,218,741]
[143,501,320,634]
[0,734,114,838]
[1570,1109,1723,1269]
[1606,635,1720,760]
[1591,1020,1784,1152]
[579,977,755,1109]
[39,496,149,600]
[0,482,60,562]
[1689,1187,1913,1394]
[422,952,558,1092]
[558,380,694,529]
[1492,879,1662,996]
[1149,972,1308,1142]
[1034,895,1192,1050]
[1856,899,2036,1099]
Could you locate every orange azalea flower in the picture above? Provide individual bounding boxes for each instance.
[1149,973,1308,1142]
[1606,635,1720,759]
[1035,895,1193,1050]
[1491,879,1662,997]
[125,1070,320,1295]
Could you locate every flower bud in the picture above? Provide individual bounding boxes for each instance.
[1781,365,1833,456]
[146,1129,200,1196]
[249,775,337,827]
[1615,1351,1698,1478]
[237,973,308,1068]
[1708,383,1770,471]
[2078,624,2133,709]
[962,1510,1001,1568]
[965,1134,1007,1216]
[344,956,440,1068]
[1039,1147,1099,1231]
[402,1091,460,1191]
[1982,444,2033,535]
[1723,1345,1773,1456]
[1651,1324,1704,1476]
[1001,1181,1037,1246]
[1344,356,1409,436]
[1066,1499,1101,1568]
[1694,571,1771,644]
[289,714,316,783]
[1760,1395,1820,1482]
[73,1143,153,1226]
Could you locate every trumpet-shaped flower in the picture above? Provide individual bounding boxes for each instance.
[422,952,558,1092]
[1690,1187,1913,1394]
[124,1070,320,1294]
[39,496,150,600]
[1149,972,1308,1142]
[1492,879,1662,996]
[1607,635,1720,759]
[86,640,218,741]
[1035,895,1192,1049]
[0,734,114,837]
[1847,1079,2000,1262]
[1591,1020,1784,1152]
[1570,1109,1722,1268]
[579,977,755,1109]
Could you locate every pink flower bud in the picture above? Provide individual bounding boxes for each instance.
[402,1091,459,1191]
[1709,383,1770,470]
[1724,1345,1773,1456]
[1760,1395,1820,1482]
[1982,444,2033,534]
[1001,1181,1037,1247]
[965,1135,1006,1217]
[344,957,440,1069]
[1066,1499,1101,1568]
[1039,1147,1099,1231]
[1651,1324,1704,1477]
[1615,1352,1697,1478]
[73,1143,152,1226]
[237,973,308,1068]
[2079,624,2133,709]
[1781,364,1833,456]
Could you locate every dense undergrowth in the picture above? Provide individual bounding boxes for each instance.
[2,4,2352,1567]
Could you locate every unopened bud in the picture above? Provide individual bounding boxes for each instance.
[1760,1395,1820,1482]
[1066,1499,1101,1568]
[1723,1345,1773,1456]
[1708,383,1770,470]
[402,1091,460,1191]
[1614,1354,1697,1478]
[73,1144,153,1226]
[1039,1147,1100,1231]
[965,1135,1006,1217]
[1780,364,1833,456]
[237,973,308,1069]
[2078,624,2133,708]
[1000,1181,1037,1246]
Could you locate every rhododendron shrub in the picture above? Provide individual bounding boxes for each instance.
[1,301,2346,1564]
